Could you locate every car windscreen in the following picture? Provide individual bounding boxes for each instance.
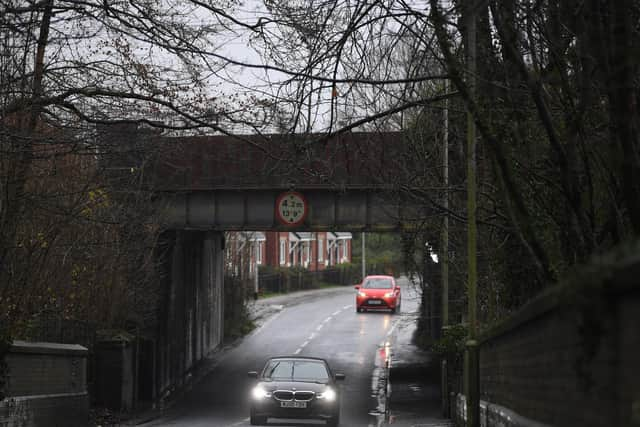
[363,278,393,289]
[263,360,330,382]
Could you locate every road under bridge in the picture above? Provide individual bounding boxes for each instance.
[98,127,438,413]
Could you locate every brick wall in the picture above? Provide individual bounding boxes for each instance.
[0,341,89,427]
[453,252,640,427]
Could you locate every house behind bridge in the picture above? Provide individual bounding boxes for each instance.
[225,231,353,276]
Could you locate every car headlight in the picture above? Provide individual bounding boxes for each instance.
[357,291,367,297]
[384,292,395,298]
[318,387,336,401]
[252,386,271,400]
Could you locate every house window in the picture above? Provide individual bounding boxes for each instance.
[318,238,324,262]
[280,239,286,265]
[257,241,263,265]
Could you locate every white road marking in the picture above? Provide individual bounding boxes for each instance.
[386,321,398,337]
[252,310,283,335]
[322,317,331,323]
[227,418,249,427]
[301,340,309,348]
[294,348,302,355]
[332,310,340,316]
[316,324,324,331]
[343,305,351,310]
[309,332,317,340]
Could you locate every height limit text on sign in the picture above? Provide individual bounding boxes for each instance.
[275,191,308,226]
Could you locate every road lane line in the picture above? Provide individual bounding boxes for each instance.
[316,324,324,331]
[332,310,340,316]
[301,340,309,348]
[323,317,331,323]
[386,321,398,337]
[252,310,282,335]
[343,305,351,309]
[309,332,317,340]
[294,348,302,355]
[227,419,249,427]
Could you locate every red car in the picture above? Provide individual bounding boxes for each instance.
[355,275,401,313]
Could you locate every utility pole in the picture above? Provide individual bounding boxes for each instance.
[465,0,479,426]
[441,78,450,417]
[361,232,366,280]
[442,78,450,328]
[254,240,259,300]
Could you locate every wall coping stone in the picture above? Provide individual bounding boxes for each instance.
[10,341,88,356]
[0,391,89,404]
[455,393,554,427]
[478,248,640,345]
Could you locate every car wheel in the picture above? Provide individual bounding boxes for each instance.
[391,306,397,314]
[250,414,267,425]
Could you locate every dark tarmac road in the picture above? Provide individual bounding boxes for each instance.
[142,277,420,427]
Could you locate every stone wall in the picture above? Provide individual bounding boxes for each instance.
[0,341,88,427]
[452,252,640,427]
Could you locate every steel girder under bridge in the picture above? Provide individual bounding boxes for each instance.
[161,188,427,231]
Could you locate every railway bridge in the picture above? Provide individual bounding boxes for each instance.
[99,126,438,408]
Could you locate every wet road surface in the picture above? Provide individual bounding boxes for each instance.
[143,277,419,427]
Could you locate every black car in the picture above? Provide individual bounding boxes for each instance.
[248,356,345,426]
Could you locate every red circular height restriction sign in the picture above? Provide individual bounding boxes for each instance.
[275,191,308,226]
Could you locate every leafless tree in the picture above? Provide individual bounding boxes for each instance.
[0,0,272,344]
[253,0,640,321]
[1,0,638,349]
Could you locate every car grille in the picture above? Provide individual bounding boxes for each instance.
[273,390,315,401]
[293,391,315,401]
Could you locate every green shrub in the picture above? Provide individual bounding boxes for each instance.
[431,323,468,359]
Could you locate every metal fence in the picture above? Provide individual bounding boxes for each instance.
[258,264,388,294]
[27,309,97,350]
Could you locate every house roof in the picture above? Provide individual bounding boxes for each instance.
[334,232,352,240]
[295,232,315,241]
[236,231,265,241]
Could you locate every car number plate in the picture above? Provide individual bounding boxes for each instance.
[280,401,307,408]
[368,300,382,305]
